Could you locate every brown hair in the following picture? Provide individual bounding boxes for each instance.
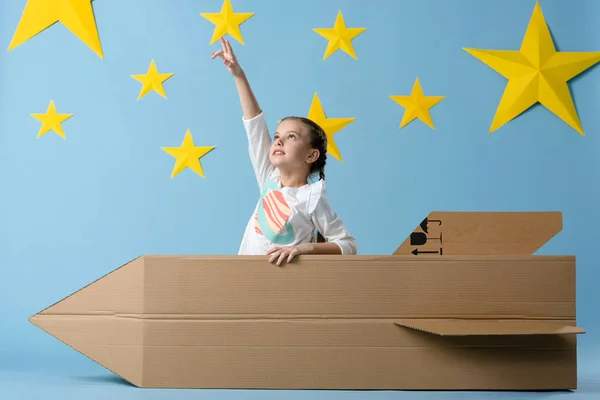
[280,116,328,243]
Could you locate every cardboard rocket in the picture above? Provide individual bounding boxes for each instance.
[29,211,585,390]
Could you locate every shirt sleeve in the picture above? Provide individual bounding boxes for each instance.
[242,112,276,192]
[308,181,358,255]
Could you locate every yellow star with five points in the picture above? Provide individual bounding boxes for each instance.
[30,100,73,139]
[131,60,174,100]
[463,1,600,136]
[307,93,355,162]
[8,0,103,59]
[200,0,254,45]
[313,11,366,60]
[161,129,215,179]
[389,78,445,130]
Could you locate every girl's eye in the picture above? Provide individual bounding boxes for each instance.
[289,135,296,139]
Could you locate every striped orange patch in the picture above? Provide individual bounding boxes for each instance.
[262,190,291,233]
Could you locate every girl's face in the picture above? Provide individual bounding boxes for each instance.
[269,119,319,170]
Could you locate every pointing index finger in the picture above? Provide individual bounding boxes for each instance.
[225,39,234,56]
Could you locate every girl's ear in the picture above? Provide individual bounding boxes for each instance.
[307,148,320,163]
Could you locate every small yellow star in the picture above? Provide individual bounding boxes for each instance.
[30,100,73,139]
[313,11,366,60]
[200,0,254,45]
[161,129,215,179]
[130,60,174,100]
[307,93,355,162]
[390,78,445,130]
[8,0,103,59]
[463,1,600,136]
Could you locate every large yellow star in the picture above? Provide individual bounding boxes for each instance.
[131,60,174,100]
[307,93,355,162]
[389,78,445,130]
[8,0,103,59]
[463,1,600,136]
[313,11,366,60]
[200,0,254,45]
[161,129,215,179]
[30,100,73,139]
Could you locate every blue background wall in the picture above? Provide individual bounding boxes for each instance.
[1,0,599,398]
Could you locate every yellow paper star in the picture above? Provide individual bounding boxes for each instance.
[313,11,366,60]
[30,100,73,139]
[389,78,445,129]
[162,129,215,178]
[307,93,355,162]
[8,0,103,59]
[200,0,254,45]
[463,1,600,136]
[131,60,174,100]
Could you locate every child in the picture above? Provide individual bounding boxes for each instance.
[211,37,358,266]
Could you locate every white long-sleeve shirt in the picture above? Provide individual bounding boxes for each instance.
[237,112,358,256]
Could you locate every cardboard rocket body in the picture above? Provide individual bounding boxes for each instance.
[30,212,585,390]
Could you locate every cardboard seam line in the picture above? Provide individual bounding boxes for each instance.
[55,345,577,351]
[32,315,578,320]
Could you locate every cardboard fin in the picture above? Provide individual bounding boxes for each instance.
[394,211,563,256]
[394,319,585,336]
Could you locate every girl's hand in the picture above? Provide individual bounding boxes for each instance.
[211,37,242,77]
[267,243,313,266]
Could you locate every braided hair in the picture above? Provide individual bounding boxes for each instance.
[280,116,328,243]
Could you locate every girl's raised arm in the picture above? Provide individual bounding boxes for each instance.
[211,37,261,120]
[211,37,275,190]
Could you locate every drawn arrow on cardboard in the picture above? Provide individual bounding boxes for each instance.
[395,211,563,256]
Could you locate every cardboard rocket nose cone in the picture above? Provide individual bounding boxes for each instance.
[28,212,585,390]
[28,257,145,386]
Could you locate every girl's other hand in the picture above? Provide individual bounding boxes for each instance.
[211,37,242,77]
